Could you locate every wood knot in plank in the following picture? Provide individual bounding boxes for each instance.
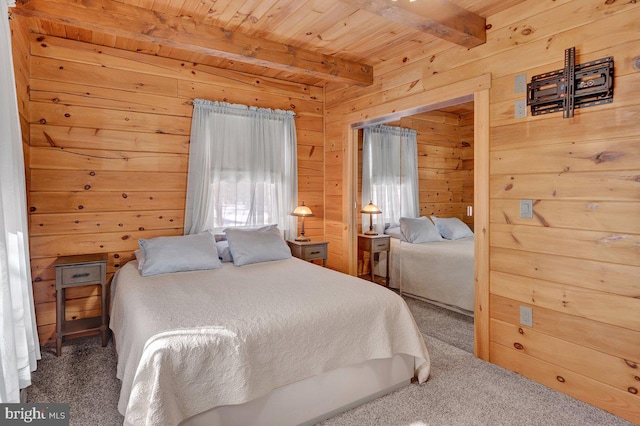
[42,131,58,147]
[590,151,625,164]
[513,342,524,350]
[556,376,565,383]
[504,183,513,191]
[502,212,512,224]
[624,359,638,369]
[629,387,638,395]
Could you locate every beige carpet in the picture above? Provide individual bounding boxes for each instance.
[27,297,632,426]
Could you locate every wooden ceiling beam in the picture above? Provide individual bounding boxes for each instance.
[339,0,486,49]
[14,0,374,86]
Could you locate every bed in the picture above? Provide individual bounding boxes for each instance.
[387,237,475,315]
[110,255,430,426]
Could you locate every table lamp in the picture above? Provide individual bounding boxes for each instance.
[361,201,382,235]
[292,202,314,241]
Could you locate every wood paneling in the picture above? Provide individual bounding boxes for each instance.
[19,31,325,345]
[325,0,640,421]
[405,107,474,229]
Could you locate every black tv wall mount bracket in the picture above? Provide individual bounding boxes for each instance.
[527,47,614,119]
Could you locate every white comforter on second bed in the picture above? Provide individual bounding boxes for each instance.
[389,237,475,313]
[110,257,430,426]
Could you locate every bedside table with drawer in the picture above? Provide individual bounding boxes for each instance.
[358,234,390,285]
[54,253,109,356]
[287,240,329,267]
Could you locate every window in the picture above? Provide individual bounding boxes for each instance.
[362,125,419,234]
[185,100,298,239]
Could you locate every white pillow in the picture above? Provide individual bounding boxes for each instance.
[399,217,443,243]
[216,240,233,263]
[384,226,403,240]
[225,225,291,267]
[431,216,474,240]
[138,232,221,276]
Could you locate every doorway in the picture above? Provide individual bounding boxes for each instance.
[342,75,490,360]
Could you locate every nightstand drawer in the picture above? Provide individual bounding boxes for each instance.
[372,239,389,251]
[303,244,327,260]
[60,264,102,285]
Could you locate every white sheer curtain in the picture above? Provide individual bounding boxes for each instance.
[1,0,40,403]
[185,100,298,239]
[362,125,419,234]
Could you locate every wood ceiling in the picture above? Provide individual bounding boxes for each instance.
[13,0,524,86]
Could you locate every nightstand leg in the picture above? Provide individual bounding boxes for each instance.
[385,251,390,286]
[101,283,108,347]
[56,288,63,356]
[370,253,375,283]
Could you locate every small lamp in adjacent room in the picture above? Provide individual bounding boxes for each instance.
[292,202,314,242]
[361,201,382,235]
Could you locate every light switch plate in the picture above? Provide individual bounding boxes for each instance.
[515,73,527,93]
[520,199,533,218]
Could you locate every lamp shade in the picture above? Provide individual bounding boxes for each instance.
[360,201,382,215]
[292,202,314,217]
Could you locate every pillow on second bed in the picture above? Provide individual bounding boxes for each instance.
[138,232,221,276]
[399,217,443,243]
[225,225,291,266]
[430,216,474,240]
[216,240,233,263]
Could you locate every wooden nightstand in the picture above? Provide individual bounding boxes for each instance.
[358,234,390,285]
[287,240,329,267]
[54,253,108,356]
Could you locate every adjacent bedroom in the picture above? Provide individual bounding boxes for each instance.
[355,102,476,351]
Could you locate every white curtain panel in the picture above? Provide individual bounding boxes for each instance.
[362,125,419,234]
[185,100,298,240]
[1,1,41,403]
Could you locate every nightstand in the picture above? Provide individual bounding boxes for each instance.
[287,240,329,267]
[358,234,390,285]
[54,253,108,356]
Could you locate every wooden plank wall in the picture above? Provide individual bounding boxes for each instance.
[16,29,325,345]
[10,14,31,181]
[325,0,640,422]
[399,111,474,229]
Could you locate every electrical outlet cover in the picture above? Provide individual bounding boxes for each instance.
[520,306,533,327]
[514,99,527,119]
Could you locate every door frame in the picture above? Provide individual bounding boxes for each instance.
[341,74,491,360]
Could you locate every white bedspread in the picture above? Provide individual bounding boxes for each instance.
[389,237,474,313]
[110,258,430,426]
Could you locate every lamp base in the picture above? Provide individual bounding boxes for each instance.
[364,230,378,236]
[295,236,311,242]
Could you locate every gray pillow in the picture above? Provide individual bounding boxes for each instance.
[384,226,403,240]
[134,249,145,272]
[225,225,291,266]
[431,216,474,240]
[138,232,221,276]
[399,217,443,244]
[216,240,233,263]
